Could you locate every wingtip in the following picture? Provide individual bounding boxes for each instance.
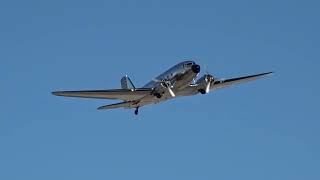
[97,106,104,110]
[261,71,274,76]
[52,91,65,96]
[267,71,275,75]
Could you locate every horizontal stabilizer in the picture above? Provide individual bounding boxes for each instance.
[97,101,137,110]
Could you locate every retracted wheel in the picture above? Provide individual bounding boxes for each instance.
[198,89,206,94]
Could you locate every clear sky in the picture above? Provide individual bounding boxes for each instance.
[0,0,319,179]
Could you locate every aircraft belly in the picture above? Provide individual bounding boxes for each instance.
[176,86,198,96]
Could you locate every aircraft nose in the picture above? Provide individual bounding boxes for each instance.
[191,64,201,73]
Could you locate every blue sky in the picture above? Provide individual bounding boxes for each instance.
[0,0,319,179]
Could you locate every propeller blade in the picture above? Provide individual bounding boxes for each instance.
[155,79,176,97]
[206,81,211,94]
[204,72,214,94]
[167,87,176,97]
[204,64,209,75]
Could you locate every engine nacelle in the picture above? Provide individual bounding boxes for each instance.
[195,75,215,94]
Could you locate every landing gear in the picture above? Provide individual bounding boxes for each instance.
[198,89,206,95]
[134,107,139,115]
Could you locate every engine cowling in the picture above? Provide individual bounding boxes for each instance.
[196,75,215,94]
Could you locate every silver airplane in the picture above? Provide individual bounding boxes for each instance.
[52,61,273,115]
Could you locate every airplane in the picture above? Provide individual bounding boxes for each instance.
[52,61,273,115]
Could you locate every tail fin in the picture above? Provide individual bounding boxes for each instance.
[121,75,136,90]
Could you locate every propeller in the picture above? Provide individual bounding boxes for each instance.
[203,65,214,94]
[167,86,176,97]
[205,75,214,93]
[202,64,227,94]
[153,78,176,97]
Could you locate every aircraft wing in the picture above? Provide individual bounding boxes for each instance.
[211,72,273,89]
[52,88,153,101]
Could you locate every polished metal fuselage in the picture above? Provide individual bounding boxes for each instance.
[52,60,273,112]
[130,61,200,108]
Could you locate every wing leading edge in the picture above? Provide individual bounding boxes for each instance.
[211,72,273,89]
[52,88,153,101]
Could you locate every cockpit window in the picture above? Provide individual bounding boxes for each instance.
[186,62,193,66]
[182,62,194,69]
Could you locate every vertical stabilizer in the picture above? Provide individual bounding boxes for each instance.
[121,75,136,90]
